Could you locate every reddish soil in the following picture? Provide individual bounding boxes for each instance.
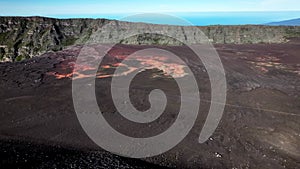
[0,39,299,168]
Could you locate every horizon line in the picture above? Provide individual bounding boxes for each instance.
[1,10,300,16]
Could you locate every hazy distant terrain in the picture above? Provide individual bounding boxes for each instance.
[268,18,300,26]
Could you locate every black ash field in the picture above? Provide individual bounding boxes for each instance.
[0,39,300,168]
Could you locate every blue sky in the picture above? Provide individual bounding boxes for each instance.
[1,0,300,15]
[0,0,299,25]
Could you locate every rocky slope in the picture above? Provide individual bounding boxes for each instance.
[0,16,300,61]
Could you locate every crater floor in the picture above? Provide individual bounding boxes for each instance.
[0,40,299,168]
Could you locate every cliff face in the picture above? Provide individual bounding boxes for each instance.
[0,17,108,61]
[0,16,300,62]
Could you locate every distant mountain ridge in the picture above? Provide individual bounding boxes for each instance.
[267,18,300,26]
[1,16,300,62]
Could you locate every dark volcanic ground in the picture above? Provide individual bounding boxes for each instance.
[0,40,300,169]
